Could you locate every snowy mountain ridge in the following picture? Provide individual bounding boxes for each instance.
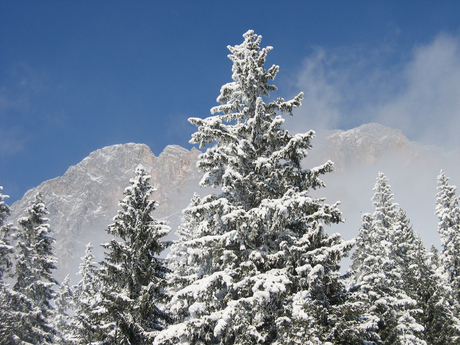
[9,123,430,281]
[10,143,201,280]
[310,123,412,171]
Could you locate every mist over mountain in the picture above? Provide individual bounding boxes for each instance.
[309,123,411,171]
[10,143,201,281]
[9,123,459,282]
[310,123,460,257]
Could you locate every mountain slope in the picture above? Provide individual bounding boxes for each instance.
[9,123,457,282]
[10,143,201,281]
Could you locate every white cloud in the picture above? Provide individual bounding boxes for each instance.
[286,33,460,149]
[284,42,402,134]
[285,33,460,253]
[377,33,460,148]
[289,47,343,132]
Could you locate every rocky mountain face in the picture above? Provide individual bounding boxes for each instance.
[9,123,436,282]
[10,143,202,281]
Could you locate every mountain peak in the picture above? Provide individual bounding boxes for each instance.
[9,124,416,282]
[10,143,201,281]
[329,123,409,143]
[310,123,412,172]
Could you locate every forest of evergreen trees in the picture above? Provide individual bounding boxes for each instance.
[1,30,459,344]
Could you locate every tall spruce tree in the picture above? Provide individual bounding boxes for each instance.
[433,170,460,343]
[166,193,203,292]
[389,208,456,345]
[413,241,460,345]
[72,243,103,344]
[157,30,352,345]
[0,186,16,343]
[435,170,460,301]
[10,193,58,344]
[54,275,75,344]
[93,165,172,344]
[0,186,13,281]
[349,173,426,345]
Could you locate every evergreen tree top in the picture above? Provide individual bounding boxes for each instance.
[436,170,458,213]
[0,185,14,282]
[76,242,99,288]
[187,30,333,212]
[0,185,11,227]
[17,192,51,241]
[372,172,399,232]
[211,30,280,120]
[190,30,303,149]
[14,192,57,286]
[11,192,58,344]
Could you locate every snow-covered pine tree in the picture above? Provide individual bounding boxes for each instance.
[10,192,58,344]
[157,30,352,345]
[54,275,75,344]
[349,172,426,345]
[72,243,103,344]
[390,208,430,306]
[390,208,458,345]
[424,239,460,345]
[93,165,172,344]
[432,170,460,343]
[435,170,460,301]
[0,185,16,343]
[429,245,440,269]
[334,213,382,344]
[0,185,13,282]
[413,242,460,345]
[166,193,203,292]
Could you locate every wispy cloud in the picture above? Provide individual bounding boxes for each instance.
[284,32,460,251]
[286,32,460,149]
[376,33,460,148]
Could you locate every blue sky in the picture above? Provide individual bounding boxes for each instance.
[1,1,460,203]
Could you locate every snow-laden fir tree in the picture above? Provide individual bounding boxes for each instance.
[435,170,460,301]
[390,208,457,345]
[334,213,381,344]
[0,185,16,343]
[411,241,460,345]
[0,186,13,282]
[0,185,13,281]
[349,173,426,345]
[389,208,431,311]
[9,193,58,344]
[92,165,172,344]
[432,170,460,343]
[71,243,103,344]
[157,30,353,345]
[54,275,75,344]
[166,193,203,292]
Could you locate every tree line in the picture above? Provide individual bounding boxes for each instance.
[1,30,459,344]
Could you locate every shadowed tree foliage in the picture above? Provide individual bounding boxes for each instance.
[91,166,172,344]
